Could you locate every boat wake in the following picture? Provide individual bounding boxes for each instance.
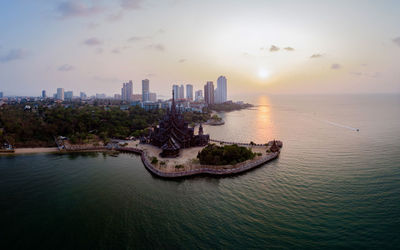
[320,119,359,131]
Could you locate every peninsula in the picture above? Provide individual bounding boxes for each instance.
[114,92,282,178]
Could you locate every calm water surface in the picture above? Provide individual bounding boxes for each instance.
[1,95,400,249]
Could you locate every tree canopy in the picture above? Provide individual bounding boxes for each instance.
[197,144,255,165]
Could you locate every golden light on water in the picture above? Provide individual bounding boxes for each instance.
[255,96,275,140]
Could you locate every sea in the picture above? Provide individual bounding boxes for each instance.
[1,94,399,249]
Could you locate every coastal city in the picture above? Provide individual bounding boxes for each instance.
[1,1,399,249]
[0,76,234,113]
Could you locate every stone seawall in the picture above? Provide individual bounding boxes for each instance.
[117,147,280,178]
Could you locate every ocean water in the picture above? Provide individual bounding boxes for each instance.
[1,94,399,249]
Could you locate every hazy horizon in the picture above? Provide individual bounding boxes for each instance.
[1,0,400,97]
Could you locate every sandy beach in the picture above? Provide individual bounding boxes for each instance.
[12,147,59,155]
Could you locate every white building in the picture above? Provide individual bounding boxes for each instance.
[149,92,157,102]
[64,91,73,100]
[80,92,87,100]
[204,81,214,105]
[215,76,227,103]
[56,88,64,101]
[142,79,150,102]
[121,81,133,101]
[179,85,184,99]
[195,90,203,101]
[186,84,193,101]
[172,85,179,100]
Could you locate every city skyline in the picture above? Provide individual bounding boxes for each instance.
[0,1,400,97]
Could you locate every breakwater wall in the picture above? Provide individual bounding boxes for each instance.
[209,139,265,147]
[117,147,280,178]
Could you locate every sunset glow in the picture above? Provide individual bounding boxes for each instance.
[0,0,399,97]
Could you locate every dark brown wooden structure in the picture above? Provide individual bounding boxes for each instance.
[150,91,209,158]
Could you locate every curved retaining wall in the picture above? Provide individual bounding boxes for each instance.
[117,147,280,178]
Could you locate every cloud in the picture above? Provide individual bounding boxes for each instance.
[95,48,104,54]
[350,71,381,78]
[93,76,121,83]
[269,45,280,52]
[146,43,165,51]
[120,0,144,10]
[56,1,103,18]
[84,37,102,46]
[331,63,341,70]
[393,37,400,47]
[87,22,99,29]
[310,54,323,59]
[178,59,186,63]
[58,64,74,71]
[128,36,150,42]
[0,49,28,63]
[107,11,124,22]
[284,47,294,51]
[350,71,362,76]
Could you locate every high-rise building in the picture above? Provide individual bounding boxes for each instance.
[142,79,150,102]
[204,81,214,105]
[80,92,87,100]
[56,88,64,101]
[0,92,3,98]
[121,81,133,101]
[149,92,157,102]
[186,84,193,101]
[215,76,227,103]
[132,94,142,101]
[114,94,121,100]
[42,90,46,98]
[179,85,184,99]
[172,85,179,100]
[96,93,106,99]
[64,91,73,100]
[195,90,203,101]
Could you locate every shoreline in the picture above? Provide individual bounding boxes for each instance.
[0,147,59,155]
[0,147,111,155]
[1,140,282,178]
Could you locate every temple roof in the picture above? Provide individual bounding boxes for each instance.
[161,136,181,151]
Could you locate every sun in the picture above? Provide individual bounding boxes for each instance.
[258,68,270,79]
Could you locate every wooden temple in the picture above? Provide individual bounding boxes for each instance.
[150,91,209,158]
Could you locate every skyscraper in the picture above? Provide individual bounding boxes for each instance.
[0,92,3,98]
[172,85,179,100]
[215,76,227,103]
[204,81,214,105]
[121,81,133,101]
[42,90,46,98]
[195,90,203,101]
[80,92,87,100]
[142,79,150,102]
[56,88,64,101]
[149,92,157,102]
[186,84,193,101]
[64,91,73,100]
[179,85,184,99]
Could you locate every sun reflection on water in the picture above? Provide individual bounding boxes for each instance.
[254,96,276,141]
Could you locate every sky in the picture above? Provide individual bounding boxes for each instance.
[0,0,399,98]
